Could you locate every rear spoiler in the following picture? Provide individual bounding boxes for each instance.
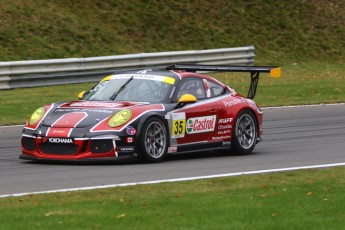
[166,64,281,99]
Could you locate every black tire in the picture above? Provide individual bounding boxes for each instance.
[139,117,168,163]
[231,110,257,155]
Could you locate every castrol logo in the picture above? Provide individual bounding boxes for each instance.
[186,115,216,134]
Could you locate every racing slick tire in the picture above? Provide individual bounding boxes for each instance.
[139,117,168,163]
[231,110,257,155]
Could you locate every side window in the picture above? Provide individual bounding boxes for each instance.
[207,80,226,98]
[175,78,206,101]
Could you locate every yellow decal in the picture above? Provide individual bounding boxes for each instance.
[163,77,175,85]
[171,113,186,138]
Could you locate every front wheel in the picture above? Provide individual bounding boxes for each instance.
[231,110,257,155]
[139,118,168,163]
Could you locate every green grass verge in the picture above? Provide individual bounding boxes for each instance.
[1,166,345,229]
[1,61,344,126]
[1,1,345,63]
[0,83,94,125]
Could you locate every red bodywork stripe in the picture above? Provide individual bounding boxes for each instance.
[46,112,88,137]
[51,112,88,127]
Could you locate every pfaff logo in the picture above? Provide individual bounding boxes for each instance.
[186,115,216,134]
[219,118,233,124]
[48,138,73,144]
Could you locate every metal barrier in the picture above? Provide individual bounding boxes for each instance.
[0,46,255,89]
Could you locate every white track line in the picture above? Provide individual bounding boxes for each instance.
[262,102,345,110]
[1,162,345,198]
[0,124,24,129]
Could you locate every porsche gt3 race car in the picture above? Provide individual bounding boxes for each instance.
[20,64,281,163]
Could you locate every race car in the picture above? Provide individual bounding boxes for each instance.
[20,64,281,163]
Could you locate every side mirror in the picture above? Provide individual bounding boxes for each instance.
[176,94,197,108]
[78,91,86,100]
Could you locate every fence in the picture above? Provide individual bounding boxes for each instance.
[0,46,255,89]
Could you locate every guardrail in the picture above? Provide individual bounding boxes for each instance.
[0,46,255,89]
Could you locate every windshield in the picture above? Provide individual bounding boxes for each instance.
[83,75,174,103]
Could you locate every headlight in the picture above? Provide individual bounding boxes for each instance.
[28,107,46,125]
[108,110,132,127]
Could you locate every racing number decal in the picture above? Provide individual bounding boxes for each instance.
[173,120,185,136]
[171,113,186,138]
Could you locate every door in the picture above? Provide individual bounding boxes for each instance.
[170,77,219,146]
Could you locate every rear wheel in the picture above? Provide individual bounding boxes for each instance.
[139,118,168,163]
[231,110,257,155]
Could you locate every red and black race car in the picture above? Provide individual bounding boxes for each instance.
[20,64,281,163]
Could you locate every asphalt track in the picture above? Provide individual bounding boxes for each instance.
[1,104,345,197]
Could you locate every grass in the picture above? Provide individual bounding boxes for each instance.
[1,166,345,229]
[0,0,344,63]
[1,61,344,126]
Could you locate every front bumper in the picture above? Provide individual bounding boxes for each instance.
[21,134,137,161]
[19,153,137,162]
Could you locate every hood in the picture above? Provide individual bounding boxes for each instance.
[42,100,146,128]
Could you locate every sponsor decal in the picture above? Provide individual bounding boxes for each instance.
[168,146,177,153]
[218,125,232,130]
[222,141,231,146]
[126,126,136,135]
[48,138,74,144]
[171,113,186,138]
[186,115,216,134]
[53,129,67,134]
[223,99,245,107]
[70,102,121,108]
[47,127,73,137]
[126,137,134,143]
[119,147,135,152]
[218,130,231,135]
[212,135,231,140]
[109,74,175,84]
[218,118,233,124]
[55,108,83,113]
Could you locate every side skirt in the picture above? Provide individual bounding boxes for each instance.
[175,141,231,154]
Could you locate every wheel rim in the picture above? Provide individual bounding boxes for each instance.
[144,121,166,158]
[235,114,256,149]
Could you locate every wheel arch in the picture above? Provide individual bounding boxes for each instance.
[135,112,170,147]
[233,107,260,139]
[135,113,170,162]
[231,107,259,155]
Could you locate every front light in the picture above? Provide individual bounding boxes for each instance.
[108,109,132,127]
[29,107,46,125]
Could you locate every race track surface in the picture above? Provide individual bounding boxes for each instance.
[1,104,345,196]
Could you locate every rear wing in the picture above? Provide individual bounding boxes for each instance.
[166,64,281,99]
